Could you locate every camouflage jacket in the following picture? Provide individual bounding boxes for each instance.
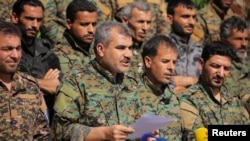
[238,77,250,116]
[137,74,183,141]
[53,30,92,74]
[192,1,237,45]
[0,72,50,141]
[52,59,141,140]
[41,0,72,43]
[180,78,250,141]
[169,33,202,77]
[0,0,16,22]
[224,60,249,95]
[127,41,144,81]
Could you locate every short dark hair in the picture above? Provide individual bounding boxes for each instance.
[0,20,22,38]
[220,16,250,39]
[167,0,195,15]
[201,41,238,63]
[66,0,97,22]
[12,0,44,16]
[142,35,177,61]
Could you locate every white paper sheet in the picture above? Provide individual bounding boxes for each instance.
[127,113,173,139]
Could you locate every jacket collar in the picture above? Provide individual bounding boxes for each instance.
[63,30,90,56]
[91,59,124,84]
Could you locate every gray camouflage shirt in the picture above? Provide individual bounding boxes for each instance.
[169,33,202,77]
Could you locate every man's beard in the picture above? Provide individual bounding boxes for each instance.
[237,51,248,60]
[0,65,17,75]
[172,22,192,37]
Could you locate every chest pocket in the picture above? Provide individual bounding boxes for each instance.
[84,85,139,127]
[1,94,39,136]
[83,89,116,126]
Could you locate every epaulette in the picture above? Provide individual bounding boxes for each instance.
[185,85,201,96]
[54,84,80,113]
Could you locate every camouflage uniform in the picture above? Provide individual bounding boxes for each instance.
[138,74,183,141]
[192,1,237,45]
[0,72,49,141]
[41,0,71,43]
[127,42,144,81]
[180,78,250,141]
[53,30,92,74]
[52,59,141,140]
[238,77,250,115]
[145,1,169,40]
[224,61,249,95]
[169,33,203,77]
[0,0,15,22]
[223,60,250,115]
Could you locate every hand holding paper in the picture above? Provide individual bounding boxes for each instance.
[127,113,173,139]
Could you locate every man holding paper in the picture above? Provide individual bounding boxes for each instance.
[52,21,140,141]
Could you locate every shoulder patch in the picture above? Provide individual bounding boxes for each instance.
[186,85,201,95]
[54,84,81,113]
[181,102,199,115]
[180,102,199,130]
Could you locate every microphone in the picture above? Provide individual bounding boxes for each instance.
[140,133,166,141]
[195,127,208,141]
